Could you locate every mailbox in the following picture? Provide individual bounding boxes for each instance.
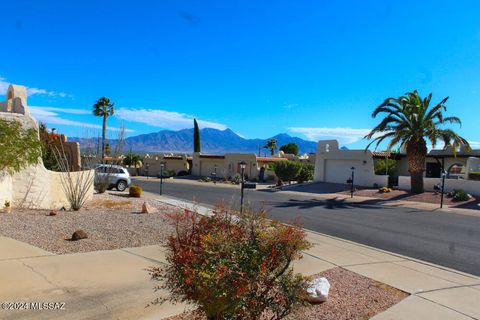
[243,182,257,189]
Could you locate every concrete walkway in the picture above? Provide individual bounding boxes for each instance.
[1,199,480,319]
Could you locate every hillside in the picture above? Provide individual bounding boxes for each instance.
[71,128,318,155]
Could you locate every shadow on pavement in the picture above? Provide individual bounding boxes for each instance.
[273,197,393,210]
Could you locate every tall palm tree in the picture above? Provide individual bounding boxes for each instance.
[93,97,115,163]
[365,91,469,194]
[263,138,278,156]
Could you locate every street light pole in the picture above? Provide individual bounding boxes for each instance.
[240,161,246,214]
[350,166,355,198]
[440,170,446,208]
[160,162,165,195]
[213,164,217,184]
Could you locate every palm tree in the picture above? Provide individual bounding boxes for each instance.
[93,97,115,163]
[263,138,278,156]
[365,91,469,194]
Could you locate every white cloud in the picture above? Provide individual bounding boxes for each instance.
[29,106,90,115]
[0,76,72,98]
[116,108,227,131]
[468,141,480,149]
[29,106,133,132]
[288,127,372,144]
[283,103,298,109]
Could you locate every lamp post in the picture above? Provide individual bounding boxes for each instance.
[350,166,355,198]
[213,164,217,184]
[239,161,246,213]
[440,170,447,208]
[160,162,165,195]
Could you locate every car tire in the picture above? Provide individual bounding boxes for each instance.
[116,180,127,192]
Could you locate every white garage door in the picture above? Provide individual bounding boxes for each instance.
[325,160,361,184]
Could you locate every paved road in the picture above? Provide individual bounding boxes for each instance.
[134,178,480,276]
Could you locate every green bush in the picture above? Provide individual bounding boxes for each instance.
[177,170,189,176]
[273,161,302,183]
[0,119,42,174]
[231,173,242,184]
[129,184,142,198]
[279,143,299,155]
[469,172,480,181]
[158,169,176,178]
[296,163,314,183]
[448,189,471,201]
[148,206,311,320]
[374,158,397,175]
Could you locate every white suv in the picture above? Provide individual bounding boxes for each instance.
[94,165,132,191]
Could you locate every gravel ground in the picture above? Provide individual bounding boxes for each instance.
[0,192,176,254]
[165,267,408,320]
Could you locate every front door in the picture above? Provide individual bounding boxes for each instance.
[426,162,441,178]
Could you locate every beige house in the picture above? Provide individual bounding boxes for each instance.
[191,153,288,181]
[0,84,93,209]
[141,154,190,177]
[314,140,388,187]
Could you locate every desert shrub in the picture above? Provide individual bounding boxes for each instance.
[296,163,314,183]
[378,187,392,193]
[177,170,189,176]
[273,161,302,183]
[0,119,42,174]
[129,184,142,198]
[94,182,108,194]
[448,189,471,201]
[148,206,310,320]
[159,169,176,178]
[469,172,480,181]
[374,158,397,175]
[231,173,242,184]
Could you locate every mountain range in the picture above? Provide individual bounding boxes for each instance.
[71,128,319,155]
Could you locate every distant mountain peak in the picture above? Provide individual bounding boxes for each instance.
[72,127,317,154]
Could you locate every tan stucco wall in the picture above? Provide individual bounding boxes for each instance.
[314,140,387,187]
[399,176,480,196]
[0,84,94,209]
[11,163,94,209]
[396,156,471,177]
[191,153,261,180]
[142,154,190,176]
[0,174,13,208]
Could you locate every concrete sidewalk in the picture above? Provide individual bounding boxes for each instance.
[158,196,480,320]
[1,198,480,319]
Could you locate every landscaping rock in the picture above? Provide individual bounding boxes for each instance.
[141,202,158,214]
[48,210,57,216]
[305,277,330,304]
[71,230,88,241]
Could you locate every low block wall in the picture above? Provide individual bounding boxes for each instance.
[10,164,94,210]
[399,176,480,196]
[0,174,13,208]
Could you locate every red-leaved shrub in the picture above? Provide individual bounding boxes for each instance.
[148,205,311,320]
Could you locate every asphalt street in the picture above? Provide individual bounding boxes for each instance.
[134,178,480,276]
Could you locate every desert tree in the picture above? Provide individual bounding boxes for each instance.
[93,97,115,163]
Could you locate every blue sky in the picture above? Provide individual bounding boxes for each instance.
[1,0,479,149]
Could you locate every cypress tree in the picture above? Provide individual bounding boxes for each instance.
[194,118,201,153]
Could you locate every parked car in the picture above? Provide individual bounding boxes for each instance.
[94,164,132,191]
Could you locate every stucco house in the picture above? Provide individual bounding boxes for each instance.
[0,84,93,209]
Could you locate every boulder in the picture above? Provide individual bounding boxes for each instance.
[141,202,158,214]
[71,230,88,241]
[304,277,330,304]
